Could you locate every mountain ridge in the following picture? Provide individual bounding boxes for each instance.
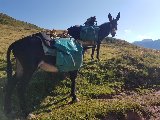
[133,39,160,50]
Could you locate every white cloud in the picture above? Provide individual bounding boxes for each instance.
[124,29,131,34]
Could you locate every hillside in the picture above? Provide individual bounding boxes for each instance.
[0,13,41,29]
[0,14,160,120]
[133,39,160,50]
[0,13,43,57]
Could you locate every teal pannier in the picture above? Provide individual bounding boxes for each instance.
[80,26,99,42]
[53,38,83,72]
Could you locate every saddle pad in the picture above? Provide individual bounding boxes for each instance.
[80,26,99,42]
[53,38,83,72]
[42,41,56,56]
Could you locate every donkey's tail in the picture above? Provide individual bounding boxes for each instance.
[6,43,14,81]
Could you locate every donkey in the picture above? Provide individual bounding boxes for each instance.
[4,31,84,117]
[67,12,120,60]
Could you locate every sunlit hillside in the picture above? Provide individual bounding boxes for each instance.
[0,13,160,120]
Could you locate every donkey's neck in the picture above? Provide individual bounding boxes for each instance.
[98,22,110,41]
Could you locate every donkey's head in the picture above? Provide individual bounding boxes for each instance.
[108,12,120,37]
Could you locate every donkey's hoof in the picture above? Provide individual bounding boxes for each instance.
[69,98,80,104]
[74,98,80,102]
[27,113,36,120]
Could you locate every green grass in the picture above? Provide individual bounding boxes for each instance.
[1,38,160,119]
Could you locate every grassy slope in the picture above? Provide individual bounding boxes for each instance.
[0,13,160,119]
[0,13,41,120]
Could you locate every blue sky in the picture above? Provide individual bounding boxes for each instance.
[0,0,160,43]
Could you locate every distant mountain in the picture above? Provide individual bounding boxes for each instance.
[133,39,160,50]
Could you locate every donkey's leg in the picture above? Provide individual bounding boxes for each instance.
[4,74,19,114]
[82,48,86,59]
[69,70,79,103]
[16,70,34,117]
[4,58,22,114]
[96,44,100,61]
[91,46,96,60]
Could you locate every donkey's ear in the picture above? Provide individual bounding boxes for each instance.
[108,13,112,21]
[116,12,120,21]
